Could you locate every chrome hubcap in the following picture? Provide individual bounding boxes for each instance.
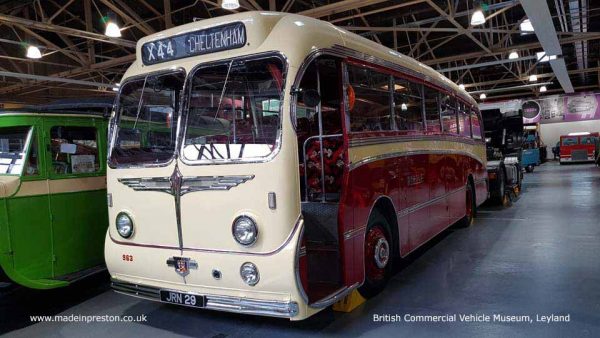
[374,238,390,269]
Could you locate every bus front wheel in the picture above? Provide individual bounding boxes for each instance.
[358,211,393,298]
[457,181,475,228]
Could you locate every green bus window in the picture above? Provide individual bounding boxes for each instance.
[50,126,99,175]
[24,132,39,176]
[0,126,31,175]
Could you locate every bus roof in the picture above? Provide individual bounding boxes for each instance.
[0,98,112,118]
[128,11,476,107]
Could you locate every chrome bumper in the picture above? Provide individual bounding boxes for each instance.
[111,279,299,318]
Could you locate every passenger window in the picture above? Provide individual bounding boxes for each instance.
[24,132,39,176]
[471,110,483,140]
[458,103,472,138]
[441,95,458,134]
[50,126,99,175]
[348,65,392,132]
[424,86,441,133]
[394,77,423,133]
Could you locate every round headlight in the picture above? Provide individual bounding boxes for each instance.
[240,262,259,286]
[116,212,134,238]
[232,216,258,246]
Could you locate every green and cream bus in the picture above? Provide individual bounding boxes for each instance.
[0,102,110,288]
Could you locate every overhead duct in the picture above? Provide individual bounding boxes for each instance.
[520,0,575,93]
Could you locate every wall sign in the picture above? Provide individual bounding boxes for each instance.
[141,22,246,65]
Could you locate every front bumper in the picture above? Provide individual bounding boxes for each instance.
[112,279,299,318]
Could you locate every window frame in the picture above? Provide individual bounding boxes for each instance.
[47,123,104,180]
[180,51,288,166]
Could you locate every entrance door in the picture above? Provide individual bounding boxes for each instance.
[295,56,348,304]
[45,121,108,278]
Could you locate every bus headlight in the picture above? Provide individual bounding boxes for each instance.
[240,262,259,286]
[116,212,134,238]
[232,216,258,246]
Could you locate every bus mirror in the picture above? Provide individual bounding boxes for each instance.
[302,89,321,108]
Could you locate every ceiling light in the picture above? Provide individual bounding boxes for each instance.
[26,45,42,59]
[401,103,408,111]
[539,85,547,92]
[470,8,486,26]
[480,93,487,100]
[105,21,121,37]
[529,74,538,82]
[520,19,534,32]
[459,84,465,90]
[508,51,519,60]
[221,0,240,9]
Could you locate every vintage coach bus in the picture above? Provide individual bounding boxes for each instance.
[0,102,110,288]
[106,12,488,320]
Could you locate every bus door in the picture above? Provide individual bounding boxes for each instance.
[45,120,108,279]
[295,56,349,304]
[0,122,56,285]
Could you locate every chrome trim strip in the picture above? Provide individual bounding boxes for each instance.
[343,225,366,240]
[309,282,360,308]
[349,134,483,148]
[109,215,302,256]
[349,149,485,171]
[111,279,299,318]
[118,175,255,195]
[397,186,467,218]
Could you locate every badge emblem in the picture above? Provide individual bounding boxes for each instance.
[166,257,198,277]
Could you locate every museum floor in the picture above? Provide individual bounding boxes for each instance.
[1,161,599,337]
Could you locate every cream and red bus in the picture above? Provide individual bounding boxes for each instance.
[106,12,488,320]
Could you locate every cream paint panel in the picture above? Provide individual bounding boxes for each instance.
[14,177,106,197]
[13,180,48,197]
[48,176,106,194]
[0,176,20,198]
[349,140,487,167]
[107,163,181,248]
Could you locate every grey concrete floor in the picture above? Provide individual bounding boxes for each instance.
[1,161,599,337]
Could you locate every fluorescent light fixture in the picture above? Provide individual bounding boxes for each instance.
[536,52,557,62]
[508,51,519,60]
[539,85,547,92]
[26,45,42,59]
[568,132,590,136]
[459,84,465,90]
[470,9,486,26]
[479,93,487,100]
[401,103,408,111]
[221,0,240,9]
[294,21,305,26]
[104,22,121,37]
[529,74,538,82]
[520,19,534,32]
[112,83,120,92]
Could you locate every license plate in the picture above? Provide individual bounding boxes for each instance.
[160,290,205,308]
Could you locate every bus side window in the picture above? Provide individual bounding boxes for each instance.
[424,86,441,133]
[24,132,39,176]
[441,95,458,135]
[347,65,392,132]
[458,103,471,138]
[394,77,423,134]
[50,126,99,175]
[471,109,482,140]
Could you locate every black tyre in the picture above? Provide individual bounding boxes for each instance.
[492,168,506,205]
[457,181,476,228]
[358,210,394,298]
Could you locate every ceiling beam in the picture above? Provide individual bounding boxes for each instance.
[0,13,136,48]
[0,70,117,89]
[299,0,389,18]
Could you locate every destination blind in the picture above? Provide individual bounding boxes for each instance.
[141,22,246,65]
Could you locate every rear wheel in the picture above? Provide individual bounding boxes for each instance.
[358,211,393,298]
[457,181,475,228]
[525,165,534,173]
[492,168,506,205]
